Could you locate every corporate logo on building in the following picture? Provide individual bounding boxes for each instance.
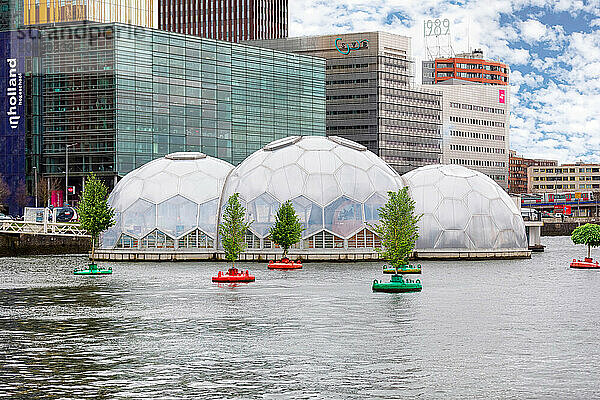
[499,89,505,104]
[6,58,23,129]
[335,38,369,55]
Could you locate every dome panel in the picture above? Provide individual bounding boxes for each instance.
[437,198,469,230]
[141,172,179,204]
[267,165,308,202]
[324,196,363,238]
[297,136,336,151]
[198,199,218,236]
[335,165,373,203]
[179,172,220,205]
[332,146,373,170]
[121,199,156,238]
[164,159,198,176]
[136,158,171,180]
[437,230,473,249]
[437,176,471,199]
[110,177,144,212]
[247,193,280,238]
[490,198,514,230]
[291,196,324,237]
[364,193,387,223]
[417,214,443,249]
[467,215,499,249]
[157,195,199,238]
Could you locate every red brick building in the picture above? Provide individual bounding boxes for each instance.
[159,0,288,42]
[509,150,557,194]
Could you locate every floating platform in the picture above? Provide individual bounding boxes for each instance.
[372,274,422,293]
[212,268,255,283]
[383,264,421,274]
[74,264,112,275]
[268,258,302,270]
[570,258,600,269]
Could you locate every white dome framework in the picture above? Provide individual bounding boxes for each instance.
[219,136,405,251]
[402,164,527,252]
[101,152,234,250]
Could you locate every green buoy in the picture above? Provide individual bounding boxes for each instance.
[372,274,422,293]
[73,264,112,275]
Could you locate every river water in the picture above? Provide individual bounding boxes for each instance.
[1,236,599,399]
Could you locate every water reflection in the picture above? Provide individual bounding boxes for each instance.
[0,237,599,398]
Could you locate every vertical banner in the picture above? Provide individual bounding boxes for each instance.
[499,89,505,104]
[0,30,34,214]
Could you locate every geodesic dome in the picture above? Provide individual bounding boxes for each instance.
[101,152,234,250]
[402,164,527,251]
[220,136,404,250]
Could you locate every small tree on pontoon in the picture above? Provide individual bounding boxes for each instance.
[371,187,421,272]
[77,173,115,267]
[219,193,252,268]
[571,223,600,259]
[270,200,303,259]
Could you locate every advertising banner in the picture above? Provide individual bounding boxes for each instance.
[0,30,37,215]
[499,89,505,104]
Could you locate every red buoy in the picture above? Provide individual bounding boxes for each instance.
[212,267,255,283]
[570,258,600,269]
[268,258,302,270]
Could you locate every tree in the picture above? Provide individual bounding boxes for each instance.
[38,177,61,207]
[219,193,252,267]
[571,223,600,259]
[270,200,303,258]
[0,173,10,210]
[14,181,30,211]
[370,187,422,271]
[77,173,115,266]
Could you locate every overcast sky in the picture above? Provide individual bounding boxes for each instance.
[288,0,600,164]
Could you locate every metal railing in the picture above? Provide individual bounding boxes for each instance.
[0,220,90,238]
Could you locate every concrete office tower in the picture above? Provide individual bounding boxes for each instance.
[422,49,509,86]
[423,79,510,189]
[159,0,287,42]
[247,32,443,175]
[20,0,157,27]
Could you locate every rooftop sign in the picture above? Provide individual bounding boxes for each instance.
[334,38,369,55]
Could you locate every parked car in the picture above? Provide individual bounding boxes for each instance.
[53,207,78,223]
[0,213,13,221]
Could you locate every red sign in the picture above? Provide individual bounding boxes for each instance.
[67,186,75,195]
[564,205,571,215]
[499,89,505,104]
[553,205,572,215]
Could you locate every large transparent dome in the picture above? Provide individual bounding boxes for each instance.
[402,164,527,251]
[220,136,404,250]
[101,152,234,250]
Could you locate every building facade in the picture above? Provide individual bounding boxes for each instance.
[247,32,443,175]
[422,79,510,188]
[159,0,287,42]
[509,150,557,194]
[422,49,509,86]
[528,164,600,193]
[0,23,325,213]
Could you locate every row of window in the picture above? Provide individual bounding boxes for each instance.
[533,176,600,182]
[449,115,505,128]
[449,159,506,167]
[450,130,505,142]
[532,167,600,174]
[533,184,600,190]
[449,102,505,115]
[437,62,508,73]
[326,63,369,70]
[449,144,505,154]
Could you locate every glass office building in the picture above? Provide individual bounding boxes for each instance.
[39,22,325,191]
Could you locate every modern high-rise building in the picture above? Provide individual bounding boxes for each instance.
[1,0,157,30]
[422,49,509,86]
[159,0,287,42]
[423,79,510,188]
[0,23,325,214]
[247,32,443,175]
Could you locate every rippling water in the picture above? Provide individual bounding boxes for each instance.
[1,236,599,398]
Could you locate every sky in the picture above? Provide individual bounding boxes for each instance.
[288,0,600,164]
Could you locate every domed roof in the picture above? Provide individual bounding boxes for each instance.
[101,152,234,248]
[402,164,527,250]
[221,136,404,239]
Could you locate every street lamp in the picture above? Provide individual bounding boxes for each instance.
[33,166,38,207]
[65,143,77,206]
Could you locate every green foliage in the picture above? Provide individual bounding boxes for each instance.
[77,173,115,264]
[370,187,421,270]
[571,223,600,258]
[270,201,303,257]
[219,193,252,265]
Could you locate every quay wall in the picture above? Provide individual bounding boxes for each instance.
[541,222,600,237]
[0,233,90,257]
